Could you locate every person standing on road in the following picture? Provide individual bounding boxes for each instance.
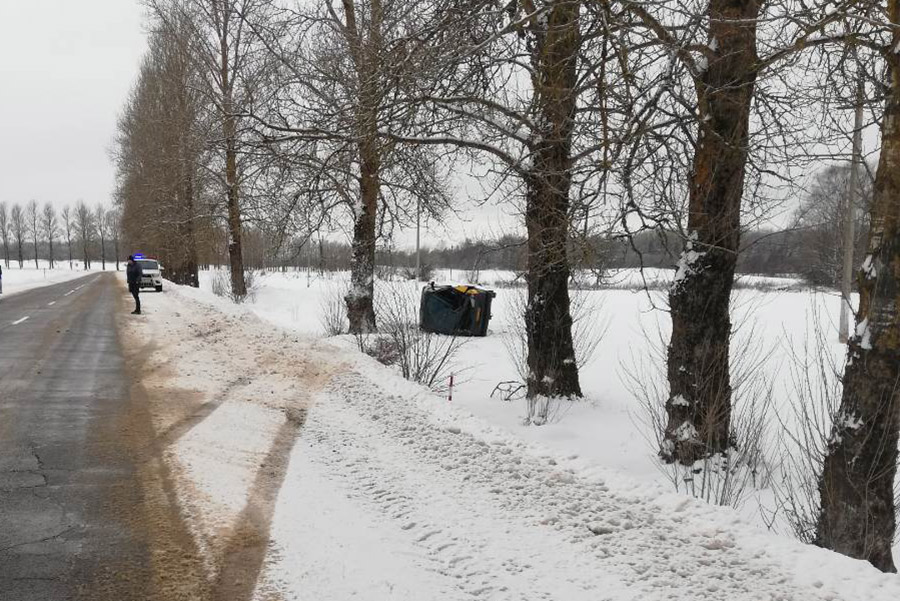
[126,255,143,315]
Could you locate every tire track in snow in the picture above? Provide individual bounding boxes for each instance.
[300,370,860,601]
[303,376,630,601]
[212,410,307,601]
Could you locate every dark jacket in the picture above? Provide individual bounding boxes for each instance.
[126,262,143,290]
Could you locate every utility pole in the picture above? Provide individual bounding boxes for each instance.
[839,78,864,343]
[415,197,421,282]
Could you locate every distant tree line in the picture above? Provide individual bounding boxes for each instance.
[247,163,871,292]
[0,200,122,271]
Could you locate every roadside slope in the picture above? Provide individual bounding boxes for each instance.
[122,284,900,601]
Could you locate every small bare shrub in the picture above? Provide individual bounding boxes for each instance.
[364,335,402,366]
[319,282,348,336]
[767,309,841,541]
[244,269,260,302]
[211,267,228,298]
[210,268,260,303]
[355,283,467,393]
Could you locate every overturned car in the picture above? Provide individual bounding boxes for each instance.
[419,283,495,337]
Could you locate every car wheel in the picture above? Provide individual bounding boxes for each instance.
[156,285,163,292]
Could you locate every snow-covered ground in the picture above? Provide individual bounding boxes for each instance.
[116,269,900,600]
[190,268,847,512]
[0,260,118,297]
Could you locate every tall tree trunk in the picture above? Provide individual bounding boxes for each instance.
[343,0,382,334]
[185,173,200,288]
[49,238,54,269]
[661,0,758,464]
[522,0,582,399]
[224,116,246,297]
[67,238,73,269]
[182,93,200,289]
[100,235,106,270]
[815,22,900,572]
[346,148,379,333]
[168,161,200,288]
[218,8,246,299]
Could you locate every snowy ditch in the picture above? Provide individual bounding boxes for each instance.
[118,269,900,600]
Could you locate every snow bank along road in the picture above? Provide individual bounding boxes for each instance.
[112,283,900,601]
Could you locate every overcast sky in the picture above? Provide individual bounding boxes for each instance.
[0,1,866,250]
[0,1,147,211]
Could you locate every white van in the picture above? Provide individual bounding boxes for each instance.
[136,258,164,292]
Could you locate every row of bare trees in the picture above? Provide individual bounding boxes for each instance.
[114,0,900,572]
[0,201,120,271]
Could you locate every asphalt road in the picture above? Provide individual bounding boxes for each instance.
[0,273,159,600]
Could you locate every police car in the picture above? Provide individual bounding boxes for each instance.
[134,254,164,292]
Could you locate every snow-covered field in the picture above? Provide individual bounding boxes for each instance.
[0,261,118,297]
[190,268,847,508]
[114,268,900,600]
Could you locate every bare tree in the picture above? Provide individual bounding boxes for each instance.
[95,204,107,270]
[26,200,40,269]
[75,201,94,270]
[792,164,872,287]
[106,207,122,271]
[200,0,247,296]
[612,0,852,464]
[116,9,209,287]
[334,0,389,332]
[385,0,655,397]
[516,0,586,398]
[0,202,10,268]
[648,0,763,464]
[814,3,900,572]
[147,0,277,298]
[11,204,25,268]
[243,0,452,329]
[61,205,74,269]
[42,203,58,269]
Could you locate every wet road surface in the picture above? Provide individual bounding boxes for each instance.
[0,274,158,600]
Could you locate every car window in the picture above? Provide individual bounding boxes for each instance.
[137,260,159,270]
